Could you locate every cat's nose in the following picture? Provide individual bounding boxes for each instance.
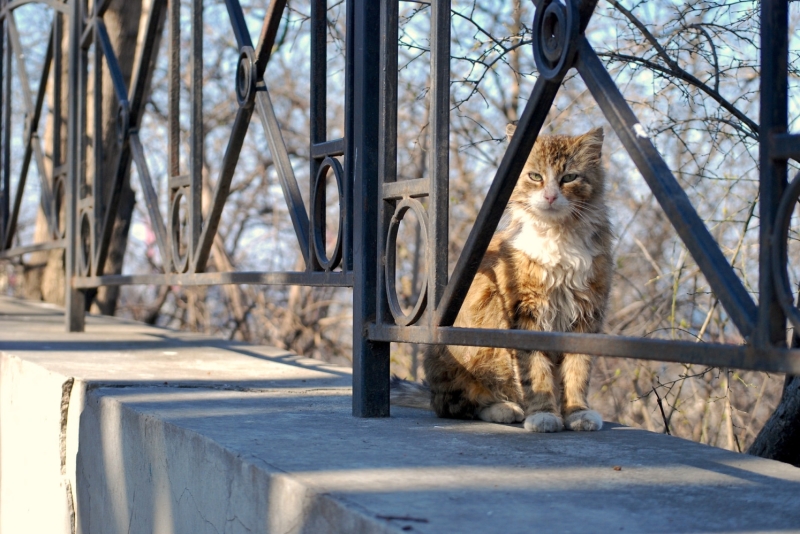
[544,193,558,205]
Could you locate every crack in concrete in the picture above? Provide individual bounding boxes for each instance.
[60,378,77,534]
[178,486,222,534]
[59,377,75,475]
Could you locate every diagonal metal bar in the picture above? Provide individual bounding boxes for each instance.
[127,0,166,129]
[224,0,253,50]
[30,24,56,232]
[230,0,307,262]
[192,105,255,273]
[575,36,757,338]
[435,76,564,327]
[253,0,287,78]
[93,3,166,276]
[3,17,56,245]
[130,133,168,268]
[254,86,310,264]
[94,19,129,105]
[94,0,112,19]
[193,0,288,273]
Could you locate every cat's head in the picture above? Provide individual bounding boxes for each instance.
[506,126,605,225]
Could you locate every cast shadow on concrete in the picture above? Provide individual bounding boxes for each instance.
[75,381,800,534]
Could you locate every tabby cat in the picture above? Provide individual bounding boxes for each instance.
[392,126,613,432]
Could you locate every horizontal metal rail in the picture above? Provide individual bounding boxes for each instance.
[73,271,354,288]
[0,240,65,259]
[369,324,800,375]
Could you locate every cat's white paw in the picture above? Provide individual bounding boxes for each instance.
[523,412,564,432]
[478,402,525,424]
[564,409,603,431]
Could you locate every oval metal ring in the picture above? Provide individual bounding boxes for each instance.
[78,209,92,276]
[311,156,345,271]
[771,170,800,333]
[385,198,429,327]
[532,0,579,80]
[169,189,190,274]
[54,176,66,239]
[236,46,257,108]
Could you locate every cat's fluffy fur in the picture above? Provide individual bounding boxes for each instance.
[392,127,613,432]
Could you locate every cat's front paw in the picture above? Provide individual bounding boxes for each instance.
[564,409,603,431]
[478,402,525,423]
[523,412,564,432]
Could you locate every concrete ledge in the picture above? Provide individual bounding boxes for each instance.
[2,296,800,533]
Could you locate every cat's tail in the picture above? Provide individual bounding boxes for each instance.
[390,375,432,410]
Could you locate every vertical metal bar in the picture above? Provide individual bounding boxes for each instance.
[375,0,397,326]
[0,12,7,245]
[166,0,180,274]
[53,13,63,175]
[92,22,102,274]
[756,0,788,347]
[342,0,354,272]
[66,0,85,331]
[428,0,449,325]
[168,0,179,180]
[352,0,389,417]
[309,0,326,271]
[189,0,202,266]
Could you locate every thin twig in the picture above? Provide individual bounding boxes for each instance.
[652,387,671,435]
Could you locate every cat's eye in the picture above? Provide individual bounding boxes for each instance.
[528,173,543,182]
[561,173,579,183]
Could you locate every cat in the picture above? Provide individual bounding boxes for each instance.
[391,126,613,432]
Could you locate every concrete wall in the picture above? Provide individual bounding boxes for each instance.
[75,388,390,534]
[4,298,800,534]
[0,353,83,534]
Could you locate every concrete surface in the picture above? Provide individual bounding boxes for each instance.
[2,296,800,533]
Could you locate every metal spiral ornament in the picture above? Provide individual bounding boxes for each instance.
[532,0,580,81]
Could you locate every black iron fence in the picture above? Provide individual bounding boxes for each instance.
[1,0,798,417]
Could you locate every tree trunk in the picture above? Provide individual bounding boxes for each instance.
[748,374,800,467]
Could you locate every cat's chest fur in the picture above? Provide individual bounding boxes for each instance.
[510,221,600,332]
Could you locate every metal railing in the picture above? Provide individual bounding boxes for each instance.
[0,0,798,417]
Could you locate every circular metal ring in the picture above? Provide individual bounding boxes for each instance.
[532,0,579,80]
[78,209,92,276]
[385,198,429,327]
[116,101,130,145]
[169,188,190,273]
[311,157,344,271]
[771,171,800,333]
[54,176,66,239]
[236,46,257,107]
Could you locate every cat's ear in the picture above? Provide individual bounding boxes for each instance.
[505,123,517,141]
[579,127,604,159]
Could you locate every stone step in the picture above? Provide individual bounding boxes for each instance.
[2,296,799,533]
